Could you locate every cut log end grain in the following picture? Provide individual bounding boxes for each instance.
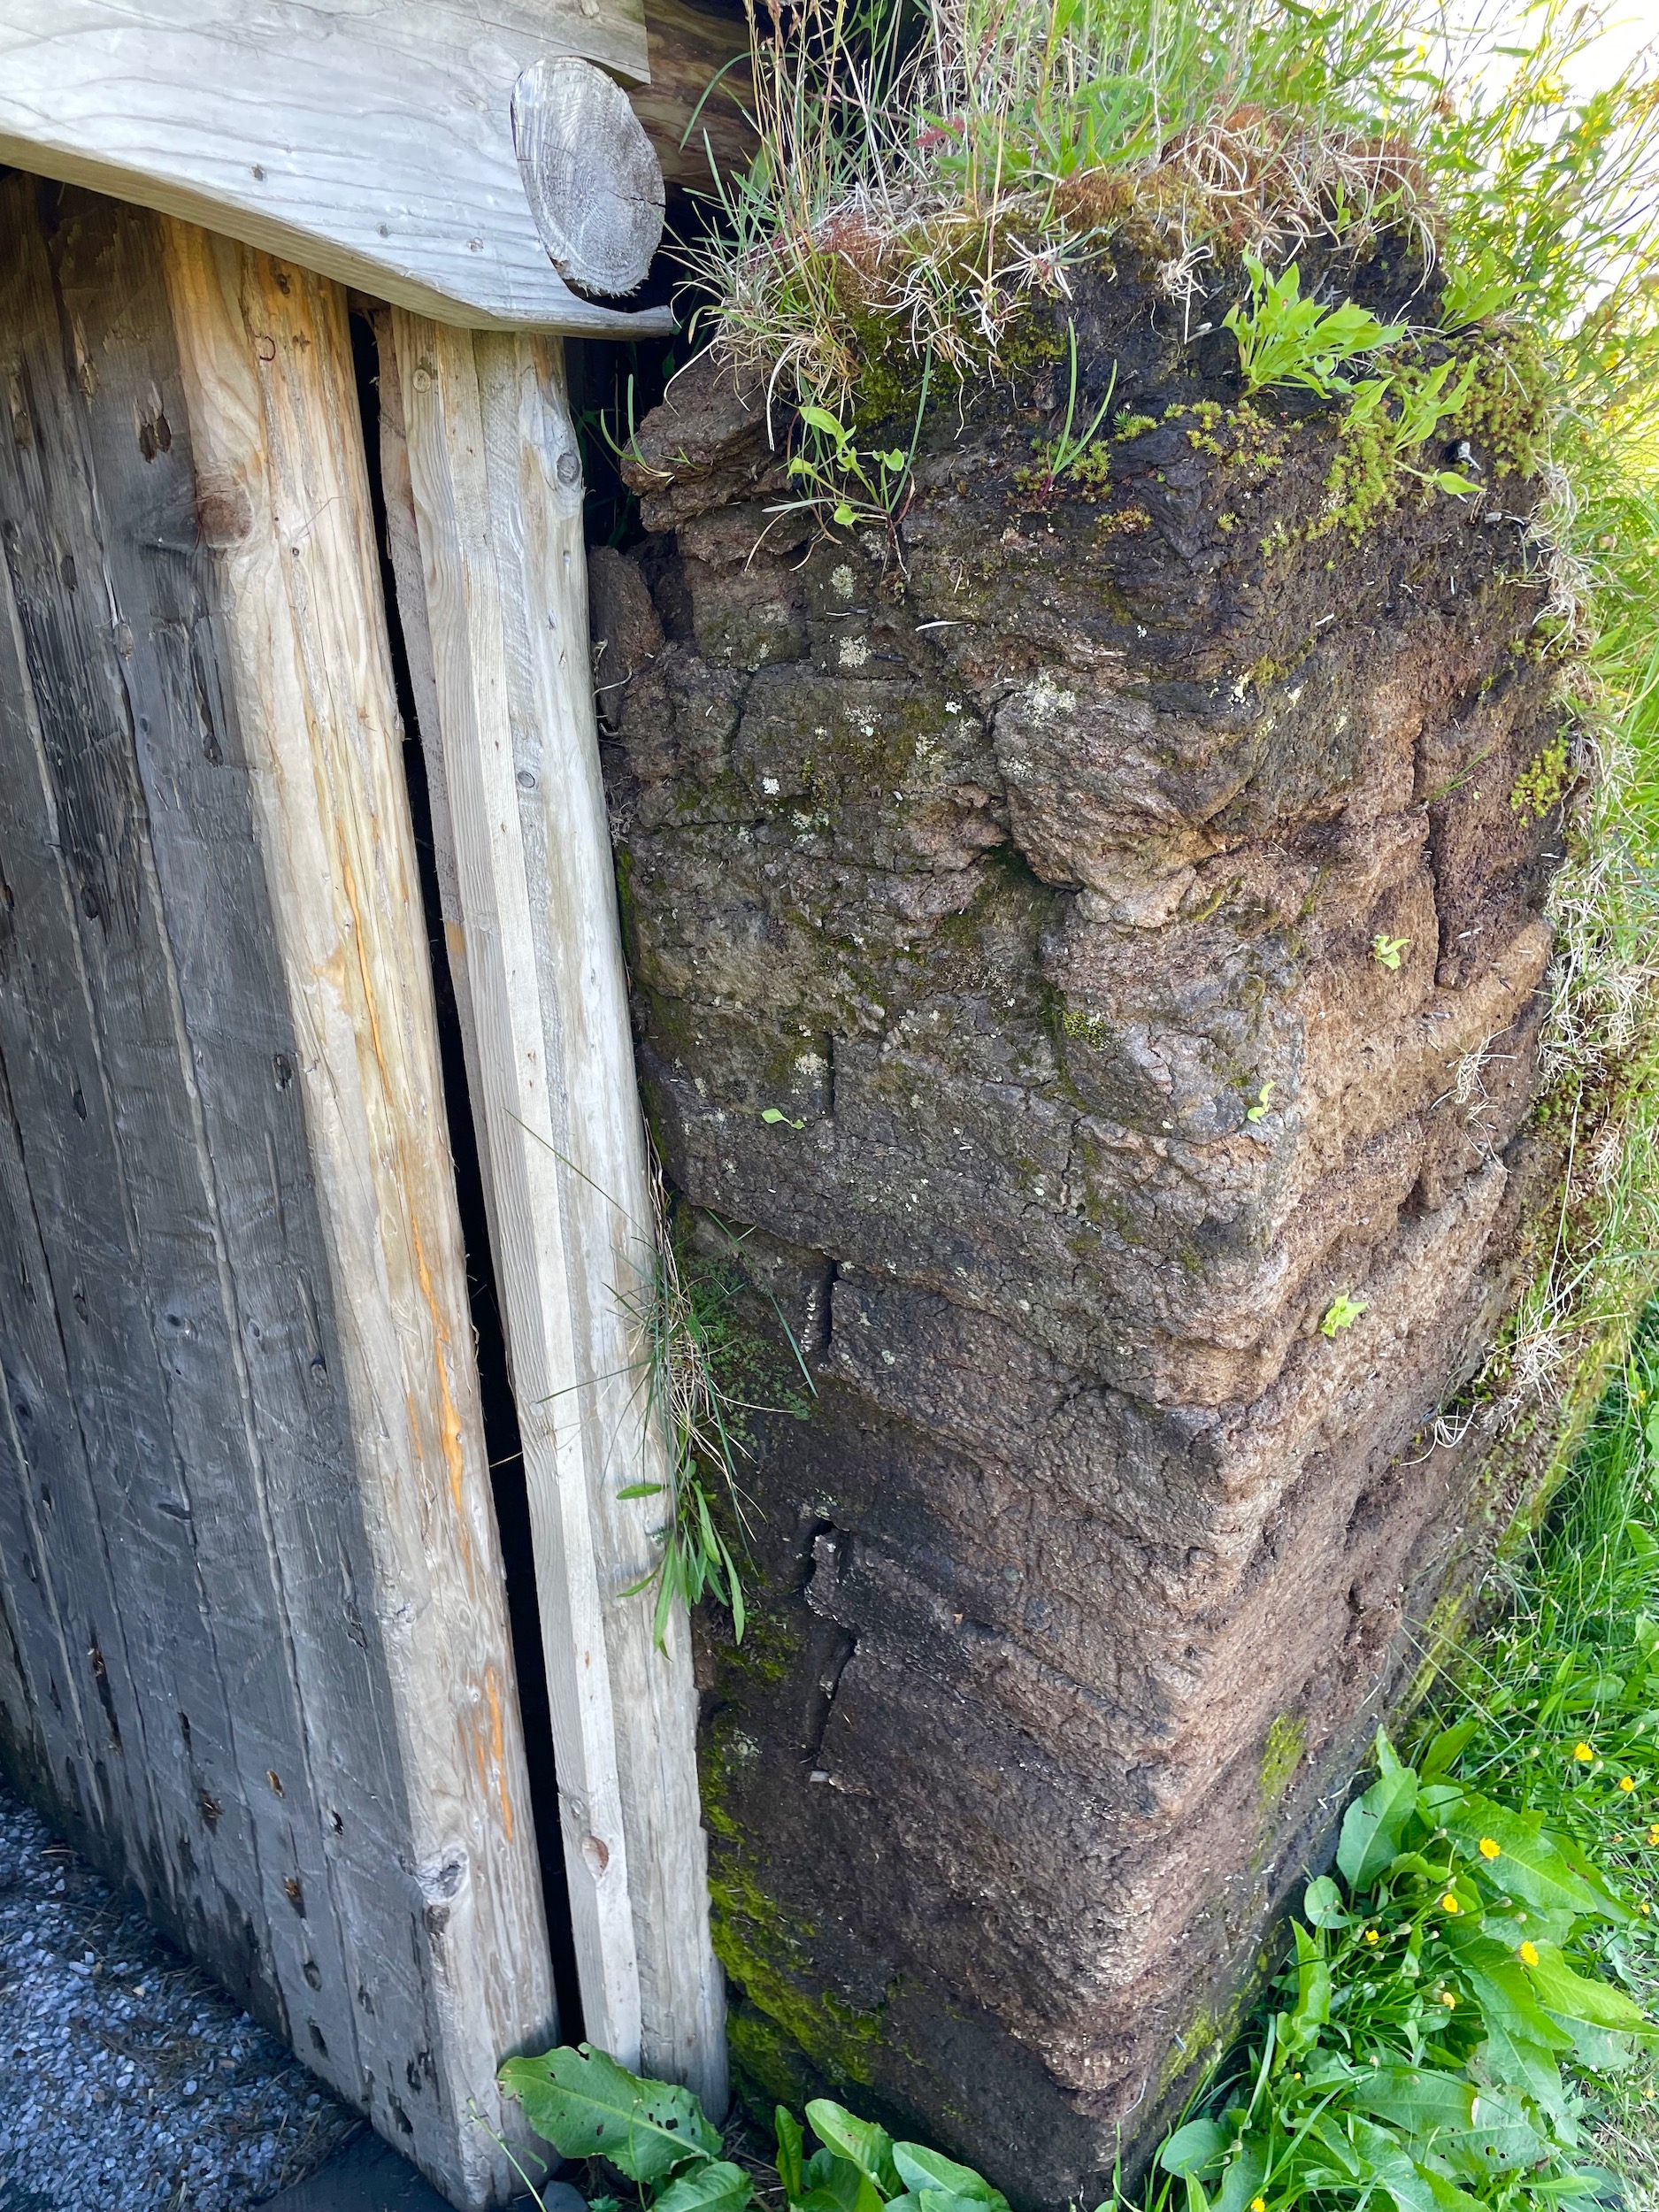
[512,56,665,297]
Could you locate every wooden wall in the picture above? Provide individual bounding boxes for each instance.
[0,173,554,2208]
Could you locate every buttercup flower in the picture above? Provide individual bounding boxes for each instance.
[1648,1824,1659,1846]
[1620,1776,1637,1792]
[1478,1837,1501,1858]
[1363,1928,1379,1945]
[1249,2199,1266,2212]
[1574,1742,1595,1763]
[1518,1940,1540,1967]
[1440,1990,1456,2008]
[1439,1893,1462,1914]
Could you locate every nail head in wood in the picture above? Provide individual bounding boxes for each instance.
[512,57,664,296]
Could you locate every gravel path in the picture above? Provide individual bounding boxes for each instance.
[0,1776,356,2209]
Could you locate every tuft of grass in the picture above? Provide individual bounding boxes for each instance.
[618,1168,816,1647]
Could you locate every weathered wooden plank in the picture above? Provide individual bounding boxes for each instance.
[42,178,384,2096]
[159,217,557,2206]
[0,1044,105,1830]
[0,0,674,336]
[389,309,726,2108]
[0,184,279,2008]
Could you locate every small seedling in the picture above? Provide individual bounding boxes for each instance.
[1321,1294,1368,1337]
[1372,933,1409,971]
[761,1106,806,1128]
[1245,1081,1274,1123]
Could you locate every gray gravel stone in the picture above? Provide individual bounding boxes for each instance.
[0,1777,355,2208]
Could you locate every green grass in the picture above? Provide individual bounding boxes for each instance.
[1431,1323,1659,2199]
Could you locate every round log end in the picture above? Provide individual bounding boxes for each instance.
[511,56,666,298]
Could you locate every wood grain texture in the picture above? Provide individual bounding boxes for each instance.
[0,173,560,2212]
[632,0,756,195]
[0,0,674,336]
[388,309,726,2110]
[157,217,558,2205]
[512,57,664,296]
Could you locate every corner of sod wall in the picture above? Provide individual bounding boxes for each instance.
[589,254,1582,2208]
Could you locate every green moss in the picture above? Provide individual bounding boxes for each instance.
[1259,1711,1306,1808]
[1510,734,1572,819]
[1449,326,1553,480]
[708,1855,888,2088]
[1060,1004,1110,1048]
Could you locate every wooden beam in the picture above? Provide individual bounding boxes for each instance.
[0,0,673,335]
[387,309,727,2110]
[157,219,558,2205]
[634,0,757,196]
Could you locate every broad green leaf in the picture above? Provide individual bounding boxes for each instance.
[1527,1943,1655,2035]
[1210,2137,1266,2212]
[1338,1763,1419,1892]
[1438,1796,1625,1923]
[802,2147,886,2212]
[1450,1938,1576,2053]
[1348,2069,1543,2178]
[1303,1874,1348,1927]
[1420,1719,1478,1780]
[809,2100,900,2193]
[1280,1921,1331,2055]
[1471,2013,1571,2124]
[777,2107,806,2203]
[891,2143,1008,2210]
[1433,471,1485,497]
[1156,2119,1230,2179]
[496,2045,719,2184]
[655,2162,755,2212]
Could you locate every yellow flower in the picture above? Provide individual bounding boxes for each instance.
[1440,1990,1456,2009]
[1478,1837,1501,1859]
[1363,1928,1380,1944]
[1648,1825,1659,1846]
[1620,1776,1637,1792]
[1573,1742,1595,1763]
[1439,1893,1462,1915]
[1518,1940,1540,1967]
[1249,2199,1266,2212]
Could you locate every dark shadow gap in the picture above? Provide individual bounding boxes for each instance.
[346,304,584,2051]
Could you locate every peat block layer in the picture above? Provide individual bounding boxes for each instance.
[595,264,1572,2205]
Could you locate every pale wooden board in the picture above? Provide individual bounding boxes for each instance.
[390,309,726,2109]
[0,174,559,2212]
[0,182,282,2015]
[0,0,674,335]
[159,219,558,2206]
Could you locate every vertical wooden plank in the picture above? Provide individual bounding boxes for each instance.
[0,190,275,1998]
[157,217,556,2206]
[390,309,726,2107]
